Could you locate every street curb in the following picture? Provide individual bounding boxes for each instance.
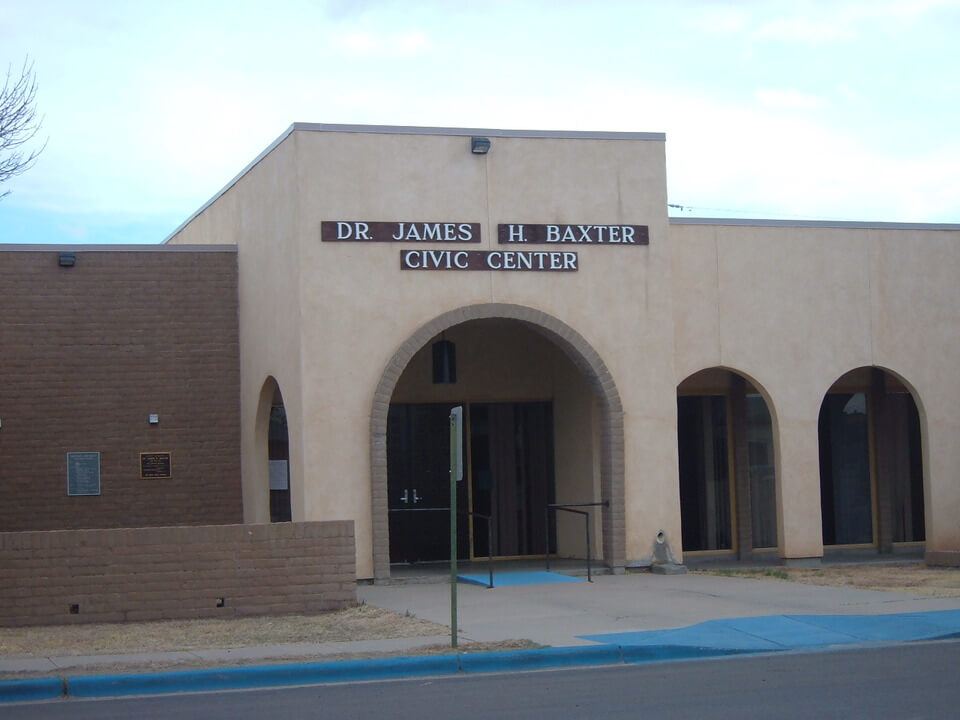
[0,677,63,702]
[0,644,768,702]
[67,654,461,698]
[458,645,623,673]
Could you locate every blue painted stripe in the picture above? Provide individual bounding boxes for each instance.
[0,677,63,703]
[68,655,461,698]
[458,645,621,673]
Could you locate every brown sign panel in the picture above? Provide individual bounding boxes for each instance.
[140,452,172,479]
[322,221,481,243]
[498,223,649,245]
[401,249,578,271]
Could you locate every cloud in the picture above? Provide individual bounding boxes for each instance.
[335,29,430,58]
[754,88,828,110]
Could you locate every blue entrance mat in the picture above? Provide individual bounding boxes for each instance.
[458,571,583,587]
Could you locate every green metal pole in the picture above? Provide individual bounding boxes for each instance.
[449,409,458,649]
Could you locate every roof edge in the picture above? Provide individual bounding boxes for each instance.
[0,244,237,252]
[162,124,298,244]
[289,122,666,141]
[669,217,960,231]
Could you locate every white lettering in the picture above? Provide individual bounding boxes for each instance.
[443,223,457,241]
[503,252,517,269]
[403,250,421,268]
[404,224,421,241]
[562,226,576,242]
[458,223,473,241]
[508,224,527,242]
[391,223,405,240]
[550,253,562,269]
[546,225,560,242]
[563,252,577,270]
[355,222,371,240]
[622,226,635,243]
[609,226,621,242]
[422,223,441,241]
[454,251,469,269]
[577,225,593,242]
[517,252,533,270]
[486,251,502,269]
[337,222,354,240]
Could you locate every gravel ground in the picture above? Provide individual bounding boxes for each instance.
[697,561,960,597]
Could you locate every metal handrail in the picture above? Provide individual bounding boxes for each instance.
[388,507,495,587]
[544,501,609,582]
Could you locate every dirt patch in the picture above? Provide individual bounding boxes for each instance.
[0,604,541,680]
[697,562,960,597]
[0,639,542,680]
[0,604,446,657]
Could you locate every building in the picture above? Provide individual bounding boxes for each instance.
[3,124,959,600]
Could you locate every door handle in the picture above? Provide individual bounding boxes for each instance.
[401,489,409,504]
[413,488,421,504]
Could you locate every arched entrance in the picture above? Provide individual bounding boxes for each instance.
[370,304,625,580]
[256,377,292,523]
[818,367,925,550]
[677,368,778,558]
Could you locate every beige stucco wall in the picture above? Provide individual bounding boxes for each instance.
[671,222,960,558]
[168,124,960,575]
[286,130,676,577]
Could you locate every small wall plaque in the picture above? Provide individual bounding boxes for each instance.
[67,452,101,496]
[140,452,172,479]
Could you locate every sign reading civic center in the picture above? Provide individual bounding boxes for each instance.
[401,249,577,272]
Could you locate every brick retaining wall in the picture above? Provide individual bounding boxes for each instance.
[0,521,356,626]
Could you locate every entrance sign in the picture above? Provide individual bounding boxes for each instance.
[67,452,101,496]
[498,223,649,245]
[401,249,578,272]
[322,221,481,243]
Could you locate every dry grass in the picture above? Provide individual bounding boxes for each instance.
[0,604,446,657]
[0,605,541,679]
[698,562,960,597]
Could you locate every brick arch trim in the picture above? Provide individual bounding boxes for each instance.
[369,303,625,580]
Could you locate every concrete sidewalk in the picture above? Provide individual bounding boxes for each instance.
[360,570,960,647]
[4,571,960,702]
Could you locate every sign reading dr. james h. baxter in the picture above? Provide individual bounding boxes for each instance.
[401,249,578,271]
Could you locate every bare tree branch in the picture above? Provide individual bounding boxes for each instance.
[0,58,46,199]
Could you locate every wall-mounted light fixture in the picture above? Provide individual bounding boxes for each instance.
[471,136,491,155]
[58,252,76,267]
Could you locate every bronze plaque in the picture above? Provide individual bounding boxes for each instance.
[400,249,578,271]
[498,223,649,245]
[322,221,481,242]
[140,452,172,479]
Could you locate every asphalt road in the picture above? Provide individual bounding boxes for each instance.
[6,640,960,719]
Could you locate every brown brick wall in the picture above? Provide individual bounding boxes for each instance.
[0,521,356,626]
[0,248,242,531]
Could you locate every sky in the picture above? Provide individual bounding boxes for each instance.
[1,0,958,245]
